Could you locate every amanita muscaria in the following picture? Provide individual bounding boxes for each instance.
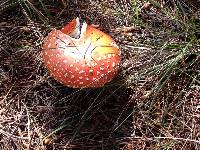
[42,18,120,88]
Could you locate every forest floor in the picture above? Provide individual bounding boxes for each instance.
[0,0,200,149]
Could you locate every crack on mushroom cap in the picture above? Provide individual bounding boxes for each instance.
[54,30,96,62]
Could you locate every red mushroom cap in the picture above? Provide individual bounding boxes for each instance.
[42,18,120,88]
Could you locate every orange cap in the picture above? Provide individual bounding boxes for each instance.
[42,18,120,88]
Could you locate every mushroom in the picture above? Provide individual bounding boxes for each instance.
[42,18,120,88]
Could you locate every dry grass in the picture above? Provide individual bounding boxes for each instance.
[0,0,200,149]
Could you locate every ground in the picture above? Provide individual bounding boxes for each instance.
[0,0,200,149]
